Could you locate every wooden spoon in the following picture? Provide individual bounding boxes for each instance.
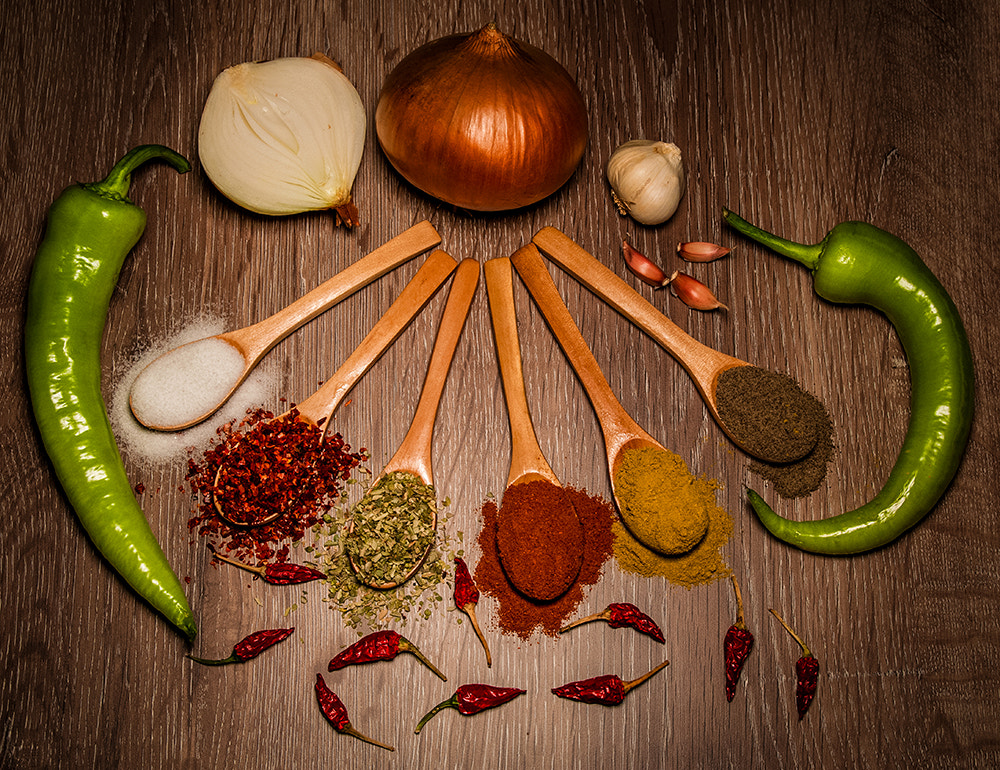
[531,226,817,463]
[130,221,441,431]
[484,257,583,601]
[510,243,706,555]
[212,249,459,528]
[348,258,480,589]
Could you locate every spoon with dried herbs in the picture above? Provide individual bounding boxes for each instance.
[211,249,459,528]
[130,221,441,431]
[346,258,480,589]
[484,256,583,601]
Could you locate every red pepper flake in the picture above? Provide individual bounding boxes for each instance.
[187,627,294,666]
[770,609,819,719]
[724,576,754,702]
[315,674,394,751]
[454,558,491,667]
[328,630,447,680]
[560,602,665,643]
[134,482,145,495]
[186,407,366,565]
[552,660,670,705]
[414,684,525,733]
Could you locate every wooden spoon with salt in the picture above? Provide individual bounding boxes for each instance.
[531,226,818,464]
[347,258,480,589]
[212,249,459,528]
[484,257,583,602]
[510,243,706,555]
[130,221,441,432]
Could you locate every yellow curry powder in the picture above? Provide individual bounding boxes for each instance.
[612,447,733,587]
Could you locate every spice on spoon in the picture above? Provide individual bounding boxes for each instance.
[328,629,446,680]
[559,602,664,643]
[552,660,670,705]
[770,609,819,719]
[414,684,525,734]
[315,674,394,751]
[724,576,754,702]
[454,558,491,667]
[187,627,294,666]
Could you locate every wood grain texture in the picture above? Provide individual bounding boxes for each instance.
[2,0,998,768]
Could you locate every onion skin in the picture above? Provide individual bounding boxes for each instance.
[375,23,588,212]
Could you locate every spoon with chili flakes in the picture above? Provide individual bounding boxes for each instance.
[345,258,480,589]
[484,257,583,602]
[212,249,459,528]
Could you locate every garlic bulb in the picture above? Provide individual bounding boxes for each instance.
[606,140,685,225]
[198,54,366,225]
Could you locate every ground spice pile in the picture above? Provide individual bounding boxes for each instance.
[475,486,615,639]
[186,407,366,563]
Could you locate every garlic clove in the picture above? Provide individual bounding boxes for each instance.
[198,55,366,223]
[606,140,686,225]
[621,240,670,288]
[668,271,728,311]
[677,241,731,262]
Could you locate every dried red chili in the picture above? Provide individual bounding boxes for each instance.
[770,609,819,719]
[414,684,525,734]
[314,673,394,751]
[724,576,754,702]
[187,627,294,666]
[328,630,446,680]
[559,602,665,643]
[454,557,491,667]
[552,660,669,705]
[210,548,325,584]
[186,407,365,564]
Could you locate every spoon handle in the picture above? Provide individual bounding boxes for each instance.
[223,221,441,363]
[484,257,559,488]
[294,249,460,426]
[384,258,480,483]
[510,244,656,450]
[531,226,745,406]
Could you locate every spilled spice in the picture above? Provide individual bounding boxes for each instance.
[749,407,835,498]
[612,470,733,587]
[186,407,366,563]
[475,486,615,639]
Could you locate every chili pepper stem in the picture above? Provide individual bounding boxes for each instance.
[621,660,670,695]
[399,639,448,681]
[722,208,822,269]
[414,695,458,734]
[209,548,265,579]
[558,609,610,634]
[186,653,239,666]
[343,725,394,751]
[88,144,191,199]
[732,575,746,629]
[462,605,492,667]
[769,609,812,657]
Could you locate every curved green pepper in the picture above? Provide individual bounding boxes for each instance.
[723,208,974,554]
[25,145,197,638]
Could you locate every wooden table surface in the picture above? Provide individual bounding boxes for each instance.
[2,0,998,768]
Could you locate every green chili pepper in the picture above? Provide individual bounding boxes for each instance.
[25,145,197,639]
[723,208,974,554]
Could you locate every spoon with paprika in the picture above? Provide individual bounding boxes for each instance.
[484,257,583,602]
[212,249,459,528]
[346,258,480,589]
[130,221,441,431]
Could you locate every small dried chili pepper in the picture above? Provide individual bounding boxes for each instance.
[552,660,670,705]
[770,609,819,719]
[454,557,492,667]
[210,548,325,584]
[559,602,664,643]
[724,575,754,702]
[414,683,525,734]
[187,627,294,666]
[314,674,394,751]
[328,630,446,680]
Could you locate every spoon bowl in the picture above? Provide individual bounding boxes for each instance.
[346,258,480,589]
[130,221,441,432]
[210,249,460,528]
[484,256,583,601]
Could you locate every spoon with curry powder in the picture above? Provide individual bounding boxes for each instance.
[484,257,584,602]
[130,221,441,432]
[511,244,708,556]
[211,249,460,528]
[531,226,820,464]
[345,258,480,589]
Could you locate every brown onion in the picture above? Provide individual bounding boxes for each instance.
[375,23,588,212]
